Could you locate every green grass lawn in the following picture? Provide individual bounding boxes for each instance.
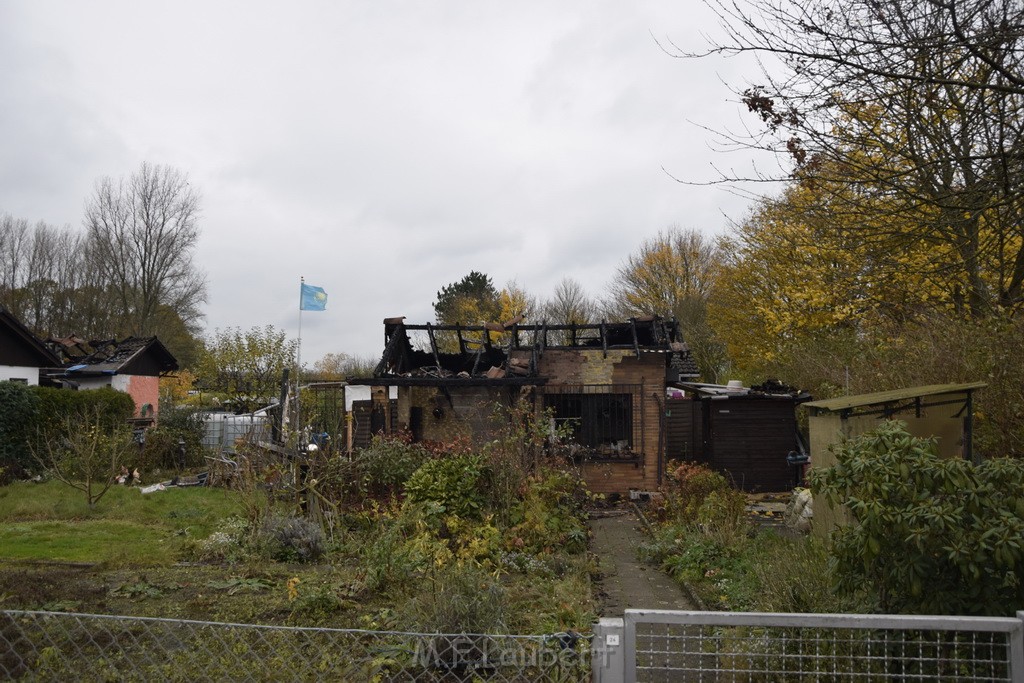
[0,481,242,566]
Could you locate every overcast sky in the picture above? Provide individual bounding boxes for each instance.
[1,1,766,364]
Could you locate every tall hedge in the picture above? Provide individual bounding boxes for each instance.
[0,384,136,483]
[32,386,136,437]
[0,382,40,482]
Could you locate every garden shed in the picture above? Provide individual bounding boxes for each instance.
[666,381,812,492]
[803,382,987,535]
[349,315,699,494]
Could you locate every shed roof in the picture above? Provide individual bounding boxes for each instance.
[803,382,987,414]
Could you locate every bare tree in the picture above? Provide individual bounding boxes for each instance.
[0,214,97,335]
[85,162,207,337]
[537,277,597,345]
[543,277,596,323]
[32,411,135,509]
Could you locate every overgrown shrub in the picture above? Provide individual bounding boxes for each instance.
[257,513,325,563]
[404,454,488,519]
[659,461,735,525]
[696,488,749,543]
[743,312,1024,458]
[746,536,855,613]
[314,435,433,504]
[399,563,508,633]
[0,381,40,482]
[811,420,1024,616]
[506,468,590,554]
[360,508,423,592]
[139,406,206,472]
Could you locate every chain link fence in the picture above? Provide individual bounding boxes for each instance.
[1,610,591,682]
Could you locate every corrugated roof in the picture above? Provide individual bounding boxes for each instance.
[803,382,987,412]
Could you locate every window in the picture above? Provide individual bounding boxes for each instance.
[544,392,633,457]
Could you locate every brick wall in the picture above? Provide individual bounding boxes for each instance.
[538,349,668,494]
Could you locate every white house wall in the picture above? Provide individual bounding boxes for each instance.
[0,365,40,385]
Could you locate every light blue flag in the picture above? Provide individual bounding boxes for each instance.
[300,283,327,311]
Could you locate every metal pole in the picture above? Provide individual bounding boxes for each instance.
[296,277,304,449]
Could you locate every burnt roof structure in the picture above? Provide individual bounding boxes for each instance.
[349,316,699,386]
[57,336,179,377]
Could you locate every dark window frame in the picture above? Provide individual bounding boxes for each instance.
[542,384,639,460]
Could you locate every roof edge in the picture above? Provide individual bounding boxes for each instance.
[804,382,988,412]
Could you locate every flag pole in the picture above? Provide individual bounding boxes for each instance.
[296,276,304,450]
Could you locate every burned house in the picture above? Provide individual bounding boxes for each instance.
[44,336,179,424]
[349,316,699,494]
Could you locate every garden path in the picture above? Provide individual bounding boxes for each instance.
[590,508,696,615]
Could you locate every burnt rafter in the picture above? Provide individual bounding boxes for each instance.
[353,316,700,383]
[374,322,411,376]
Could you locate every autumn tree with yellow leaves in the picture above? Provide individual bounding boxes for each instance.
[606,227,729,381]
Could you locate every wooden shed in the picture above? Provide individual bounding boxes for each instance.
[803,382,987,536]
[667,381,811,492]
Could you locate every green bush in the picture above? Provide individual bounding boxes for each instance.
[140,407,206,472]
[358,435,433,495]
[811,420,1024,616]
[0,382,40,482]
[507,468,590,553]
[660,461,735,525]
[404,454,488,519]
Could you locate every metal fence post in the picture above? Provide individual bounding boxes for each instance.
[1012,611,1024,683]
[592,617,625,683]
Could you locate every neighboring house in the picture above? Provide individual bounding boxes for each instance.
[46,336,179,424]
[349,316,699,494]
[0,307,62,385]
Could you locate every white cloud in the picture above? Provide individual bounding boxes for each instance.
[1,0,765,364]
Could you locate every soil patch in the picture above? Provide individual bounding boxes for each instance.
[589,508,695,615]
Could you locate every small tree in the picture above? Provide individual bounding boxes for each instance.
[810,421,1024,615]
[199,325,296,411]
[33,412,136,508]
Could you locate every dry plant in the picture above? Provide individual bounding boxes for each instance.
[32,410,135,508]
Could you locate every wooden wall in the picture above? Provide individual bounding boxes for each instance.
[667,395,800,493]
